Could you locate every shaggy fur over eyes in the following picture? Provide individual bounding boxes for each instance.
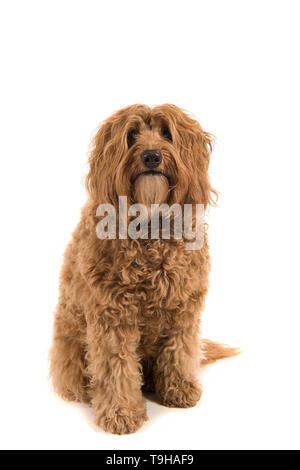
[49,104,239,434]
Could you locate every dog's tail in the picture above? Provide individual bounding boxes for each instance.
[201,338,241,365]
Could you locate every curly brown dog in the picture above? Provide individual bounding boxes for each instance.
[50,104,238,434]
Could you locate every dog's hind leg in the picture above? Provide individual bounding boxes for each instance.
[49,302,90,403]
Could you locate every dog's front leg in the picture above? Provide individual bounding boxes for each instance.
[154,326,203,408]
[86,316,147,434]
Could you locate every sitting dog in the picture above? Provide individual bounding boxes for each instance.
[50,104,238,434]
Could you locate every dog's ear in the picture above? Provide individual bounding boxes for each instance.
[178,119,217,208]
[188,129,217,207]
[85,120,114,204]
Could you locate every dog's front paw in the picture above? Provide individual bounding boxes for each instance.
[95,405,148,435]
[157,377,202,408]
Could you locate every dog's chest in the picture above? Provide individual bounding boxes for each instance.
[123,241,192,290]
[121,240,199,316]
[103,240,206,354]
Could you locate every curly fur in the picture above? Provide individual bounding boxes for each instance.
[50,104,239,434]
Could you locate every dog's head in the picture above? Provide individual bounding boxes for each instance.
[86,104,216,208]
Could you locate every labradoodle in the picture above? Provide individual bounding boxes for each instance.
[50,104,238,434]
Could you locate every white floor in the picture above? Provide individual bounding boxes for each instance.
[1,288,299,450]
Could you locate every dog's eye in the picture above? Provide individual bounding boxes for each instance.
[161,126,172,143]
[127,129,138,148]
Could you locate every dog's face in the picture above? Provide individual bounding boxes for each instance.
[86,104,216,208]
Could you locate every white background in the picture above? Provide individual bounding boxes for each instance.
[0,0,299,450]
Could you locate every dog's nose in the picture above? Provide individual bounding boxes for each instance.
[141,150,162,169]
